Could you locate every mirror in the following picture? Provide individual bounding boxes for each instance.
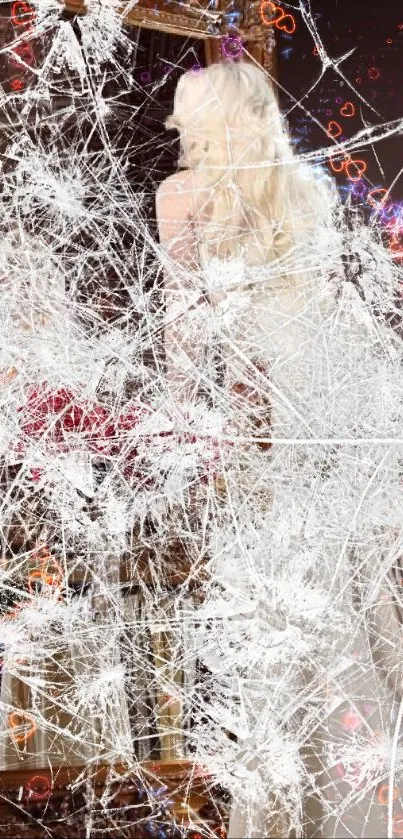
[62,0,276,71]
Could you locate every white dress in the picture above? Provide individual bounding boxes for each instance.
[190,234,403,838]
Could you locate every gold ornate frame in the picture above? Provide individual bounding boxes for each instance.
[62,0,276,74]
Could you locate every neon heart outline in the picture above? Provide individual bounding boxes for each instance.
[326,120,342,139]
[276,12,296,34]
[367,188,387,208]
[9,711,36,743]
[11,1,36,28]
[329,153,348,173]
[340,101,355,117]
[260,0,285,27]
[26,775,52,801]
[345,158,367,182]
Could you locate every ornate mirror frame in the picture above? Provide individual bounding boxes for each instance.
[62,0,276,73]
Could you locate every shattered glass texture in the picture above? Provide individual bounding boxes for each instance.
[0,1,403,838]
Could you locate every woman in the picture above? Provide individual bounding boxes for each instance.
[156,60,403,838]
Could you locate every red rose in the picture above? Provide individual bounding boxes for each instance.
[117,407,144,430]
[62,404,84,431]
[21,420,47,438]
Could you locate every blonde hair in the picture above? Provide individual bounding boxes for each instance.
[166,61,337,268]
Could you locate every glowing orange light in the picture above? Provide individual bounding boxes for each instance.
[326,120,342,139]
[34,546,51,562]
[30,547,62,576]
[367,188,388,208]
[260,0,285,27]
[11,1,36,28]
[2,602,22,622]
[340,101,355,117]
[389,235,403,261]
[27,548,62,595]
[276,12,296,33]
[345,158,367,182]
[328,152,348,173]
[393,812,403,837]
[10,78,25,91]
[28,570,62,594]
[377,783,399,805]
[340,708,362,731]
[9,711,36,743]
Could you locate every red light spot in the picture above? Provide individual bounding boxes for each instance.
[368,67,380,79]
[11,1,36,28]
[340,708,362,731]
[26,775,51,800]
[9,40,35,67]
[10,78,25,91]
[377,783,398,805]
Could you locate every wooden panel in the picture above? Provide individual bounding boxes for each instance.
[62,0,222,39]
[0,760,229,837]
[60,0,277,75]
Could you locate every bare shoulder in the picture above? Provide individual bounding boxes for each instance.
[156,170,193,197]
[156,170,211,209]
[155,172,193,224]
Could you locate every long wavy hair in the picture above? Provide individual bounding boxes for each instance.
[166,60,337,270]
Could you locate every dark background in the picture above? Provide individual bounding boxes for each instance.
[1,1,402,202]
[276,0,403,204]
[0,0,402,310]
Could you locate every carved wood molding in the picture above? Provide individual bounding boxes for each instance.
[61,0,222,39]
[0,758,211,790]
[0,761,227,836]
[60,0,277,75]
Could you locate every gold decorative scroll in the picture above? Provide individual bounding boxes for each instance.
[60,1,277,74]
[61,0,222,39]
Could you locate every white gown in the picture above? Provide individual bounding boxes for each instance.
[189,233,403,838]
